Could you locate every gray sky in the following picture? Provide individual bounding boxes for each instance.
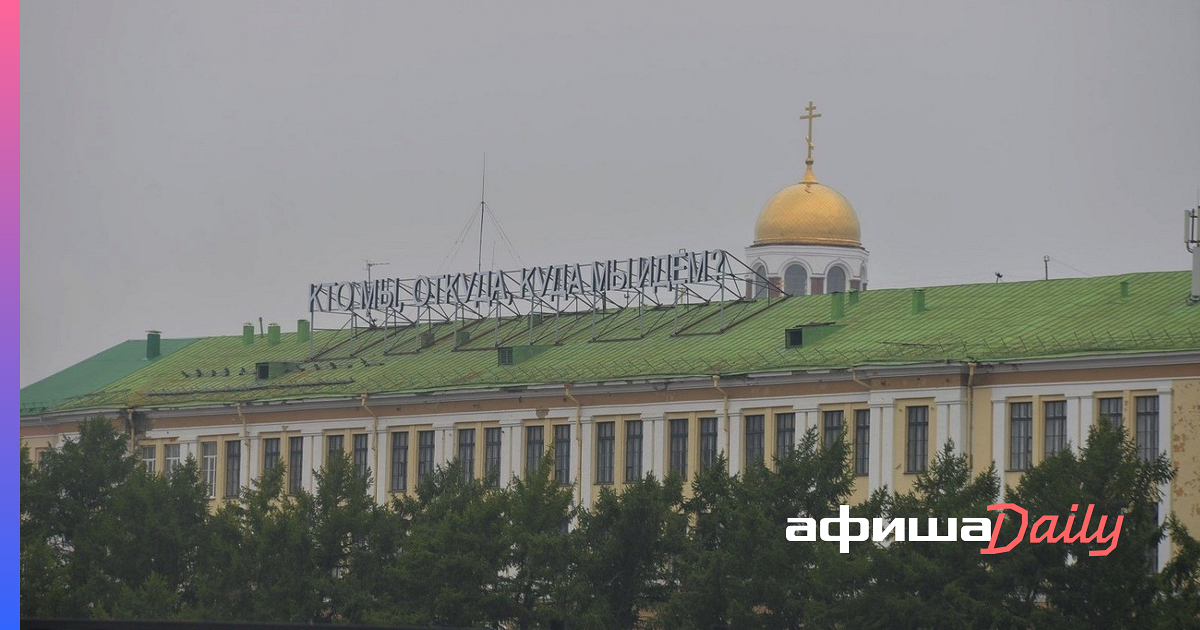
[21,1,1200,386]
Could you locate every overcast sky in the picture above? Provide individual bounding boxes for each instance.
[21,1,1200,386]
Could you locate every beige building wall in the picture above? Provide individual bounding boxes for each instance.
[1172,378,1200,538]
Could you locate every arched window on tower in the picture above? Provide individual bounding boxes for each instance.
[752,264,769,299]
[784,264,808,296]
[827,265,847,294]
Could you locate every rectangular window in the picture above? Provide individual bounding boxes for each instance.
[263,438,281,474]
[823,410,844,450]
[458,428,476,481]
[700,417,719,472]
[140,445,156,474]
[1009,402,1033,471]
[1136,396,1159,461]
[288,436,303,495]
[596,421,616,484]
[164,443,181,475]
[485,427,502,486]
[669,419,689,478]
[390,431,409,492]
[525,426,544,477]
[417,430,435,485]
[854,409,870,476]
[201,442,217,498]
[327,435,344,462]
[1044,400,1067,457]
[554,424,571,486]
[775,413,796,461]
[625,420,643,482]
[352,433,369,478]
[1099,397,1123,431]
[744,414,765,466]
[225,440,241,498]
[906,406,930,473]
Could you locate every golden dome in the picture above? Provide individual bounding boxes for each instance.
[753,165,861,247]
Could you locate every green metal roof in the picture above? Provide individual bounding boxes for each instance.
[22,271,1200,416]
[20,337,201,415]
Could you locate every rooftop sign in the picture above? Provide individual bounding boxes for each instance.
[309,249,734,314]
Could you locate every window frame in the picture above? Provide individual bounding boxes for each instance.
[744,414,765,467]
[1043,400,1067,457]
[224,439,242,498]
[822,410,844,450]
[668,418,689,478]
[201,441,217,498]
[596,421,616,484]
[905,405,930,474]
[263,437,282,475]
[164,443,181,475]
[287,436,304,495]
[140,444,157,474]
[1135,395,1159,461]
[484,427,502,486]
[700,416,719,472]
[1008,401,1033,471]
[389,431,409,493]
[625,420,643,483]
[853,408,870,477]
[553,424,571,486]
[458,428,477,481]
[417,430,435,486]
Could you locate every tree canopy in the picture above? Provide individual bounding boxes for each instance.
[21,418,1200,628]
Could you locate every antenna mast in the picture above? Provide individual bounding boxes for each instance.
[1187,206,1199,305]
[478,154,486,273]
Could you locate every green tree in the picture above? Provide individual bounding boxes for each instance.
[372,460,509,627]
[193,461,322,622]
[835,442,1010,629]
[995,420,1176,629]
[663,429,856,630]
[500,449,578,629]
[21,418,209,619]
[568,474,687,629]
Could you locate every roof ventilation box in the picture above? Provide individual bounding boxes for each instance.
[785,322,839,348]
[255,361,302,380]
[497,344,552,366]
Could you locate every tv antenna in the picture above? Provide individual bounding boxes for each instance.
[365,259,390,283]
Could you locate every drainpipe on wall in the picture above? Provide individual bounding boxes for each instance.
[236,403,248,442]
[236,403,249,494]
[850,367,871,391]
[966,361,978,469]
[360,393,380,463]
[712,375,731,457]
[564,383,583,505]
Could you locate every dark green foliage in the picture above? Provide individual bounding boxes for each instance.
[20,417,1200,628]
[994,420,1178,630]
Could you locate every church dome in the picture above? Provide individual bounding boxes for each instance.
[753,165,861,247]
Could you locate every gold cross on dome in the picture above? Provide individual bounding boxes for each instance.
[798,100,821,164]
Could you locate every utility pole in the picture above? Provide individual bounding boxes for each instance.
[1044,255,1049,281]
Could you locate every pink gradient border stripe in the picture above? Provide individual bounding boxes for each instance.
[4,0,19,622]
